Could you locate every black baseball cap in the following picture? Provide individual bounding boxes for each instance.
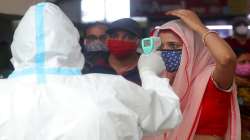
[107,18,141,38]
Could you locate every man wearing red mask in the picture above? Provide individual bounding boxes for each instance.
[84,18,142,85]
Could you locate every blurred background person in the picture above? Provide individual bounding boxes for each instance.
[235,51,250,91]
[224,17,250,140]
[85,18,142,85]
[81,22,109,72]
[225,17,250,55]
[235,51,250,140]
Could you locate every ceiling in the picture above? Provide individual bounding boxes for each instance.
[0,0,44,15]
[0,0,67,15]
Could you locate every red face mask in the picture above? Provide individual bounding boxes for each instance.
[107,39,138,59]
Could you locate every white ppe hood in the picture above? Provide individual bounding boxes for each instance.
[10,2,84,70]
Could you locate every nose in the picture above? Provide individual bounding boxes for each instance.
[161,43,169,50]
[115,35,124,40]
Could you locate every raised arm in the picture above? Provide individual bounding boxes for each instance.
[114,52,182,135]
[166,9,237,89]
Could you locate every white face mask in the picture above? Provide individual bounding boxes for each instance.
[235,25,248,36]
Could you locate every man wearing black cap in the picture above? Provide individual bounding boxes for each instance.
[84,18,142,85]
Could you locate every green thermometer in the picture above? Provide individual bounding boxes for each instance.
[141,37,161,54]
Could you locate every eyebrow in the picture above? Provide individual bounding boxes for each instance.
[162,41,183,45]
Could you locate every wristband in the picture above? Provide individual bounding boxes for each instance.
[202,31,217,45]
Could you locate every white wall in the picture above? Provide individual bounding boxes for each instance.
[0,0,43,15]
[0,0,81,23]
[58,0,81,23]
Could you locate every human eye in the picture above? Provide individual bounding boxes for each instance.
[126,34,137,40]
[167,42,182,49]
[99,34,107,41]
[109,33,118,39]
[86,35,97,41]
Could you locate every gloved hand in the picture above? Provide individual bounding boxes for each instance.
[138,51,172,93]
[138,51,165,76]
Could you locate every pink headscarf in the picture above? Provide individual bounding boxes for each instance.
[143,20,240,140]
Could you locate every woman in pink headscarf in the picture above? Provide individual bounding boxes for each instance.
[143,9,241,140]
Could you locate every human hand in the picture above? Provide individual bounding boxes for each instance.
[160,71,176,85]
[138,51,165,76]
[166,9,208,35]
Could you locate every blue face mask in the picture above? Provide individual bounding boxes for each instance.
[161,49,182,72]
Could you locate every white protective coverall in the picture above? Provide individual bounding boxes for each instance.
[0,2,182,140]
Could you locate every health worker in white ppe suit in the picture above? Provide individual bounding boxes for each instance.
[0,2,182,140]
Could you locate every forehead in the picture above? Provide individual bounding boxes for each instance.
[111,29,132,36]
[86,25,107,36]
[158,30,182,42]
[110,29,138,41]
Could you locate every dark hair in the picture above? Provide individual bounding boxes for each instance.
[0,41,13,69]
[84,22,108,33]
[0,41,12,59]
[232,17,249,29]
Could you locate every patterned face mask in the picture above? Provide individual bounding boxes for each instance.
[161,49,182,72]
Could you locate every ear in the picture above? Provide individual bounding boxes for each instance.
[83,39,87,46]
[135,38,140,47]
